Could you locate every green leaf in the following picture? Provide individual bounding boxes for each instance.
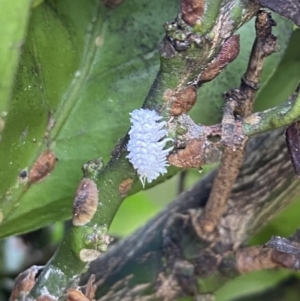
[109,191,161,237]
[0,0,32,126]
[0,0,179,238]
[215,269,293,301]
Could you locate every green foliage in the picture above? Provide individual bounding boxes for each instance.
[0,0,179,237]
[0,0,32,114]
[216,269,294,301]
[0,1,296,239]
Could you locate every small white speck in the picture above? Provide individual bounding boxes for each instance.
[40,287,50,296]
[143,50,156,60]
[74,70,81,78]
[95,36,104,47]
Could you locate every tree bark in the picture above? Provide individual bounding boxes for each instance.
[81,128,298,300]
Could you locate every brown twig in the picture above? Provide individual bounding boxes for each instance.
[197,10,278,237]
[236,247,278,273]
[237,231,300,273]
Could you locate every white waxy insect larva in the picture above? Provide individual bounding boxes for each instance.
[126,109,173,188]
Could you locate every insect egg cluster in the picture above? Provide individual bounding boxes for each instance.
[126,109,173,187]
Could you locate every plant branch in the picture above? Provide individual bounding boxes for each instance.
[196,10,278,237]
[243,84,300,136]
[26,1,260,298]
[168,82,300,149]
[80,128,299,300]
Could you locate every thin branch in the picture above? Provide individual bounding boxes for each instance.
[197,10,278,237]
[170,82,300,146]
[243,84,300,135]
[236,247,280,273]
[236,231,300,273]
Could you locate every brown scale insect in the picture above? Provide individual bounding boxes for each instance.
[67,275,96,301]
[181,0,205,26]
[198,35,240,83]
[118,178,133,197]
[168,139,205,168]
[169,86,197,116]
[28,150,57,184]
[67,289,90,301]
[72,178,99,226]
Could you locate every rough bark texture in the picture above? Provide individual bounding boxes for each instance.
[258,0,300,27]
[81,128,298,300]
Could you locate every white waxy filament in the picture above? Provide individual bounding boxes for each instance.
[126,109,173,187]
